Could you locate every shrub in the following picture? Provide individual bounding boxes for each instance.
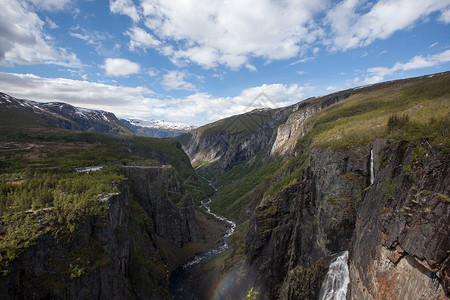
[387,113,410,133]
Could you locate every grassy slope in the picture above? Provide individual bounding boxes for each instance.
[197,108,280,139]
[307,73,450,149]
[206,72,450,223]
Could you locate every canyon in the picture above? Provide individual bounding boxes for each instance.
[0,72,448,299]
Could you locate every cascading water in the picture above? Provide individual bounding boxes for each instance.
[370,149,374,185]
[318,251,350,300]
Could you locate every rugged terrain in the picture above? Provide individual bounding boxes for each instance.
[0,130,218,299]
[0,93,131,135]
[0,71,448,299]
[0,93,194,138]
[178,72,450,299]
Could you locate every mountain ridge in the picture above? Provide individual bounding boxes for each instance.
[121,118,197,138]
[0,92,131,135]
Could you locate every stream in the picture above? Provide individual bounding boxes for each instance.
[169,183,236,299]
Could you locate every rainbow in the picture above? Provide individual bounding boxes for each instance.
[210,264,242,300]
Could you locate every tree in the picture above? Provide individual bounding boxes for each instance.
[246,287,259,300]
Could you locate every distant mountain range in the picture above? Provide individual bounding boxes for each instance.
[0,92,195,137]
[121,118,197,138]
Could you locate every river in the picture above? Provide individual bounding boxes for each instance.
[169,184,236,299]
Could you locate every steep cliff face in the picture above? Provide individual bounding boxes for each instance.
[349,140,449,299]
[239,140,449,299]
[0,165,202,299]
[178,90,354,177]
[179,108,283,173]
[245,145,369,299]
[123,164,201,247]
[270,91,352,156]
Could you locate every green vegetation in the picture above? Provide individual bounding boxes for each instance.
[128,200,170,296]
[303,74,450,149]
[209,156,283,219]
[197,109,277,139]
[0,165,125,274]
[0,128,212,276]
[200,73,449,227]
[247,287,260,300]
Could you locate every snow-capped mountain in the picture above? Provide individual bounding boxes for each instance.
[121,118,197,138]
[0,92,131,134]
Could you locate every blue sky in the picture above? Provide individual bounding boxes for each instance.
[0,0,449,125]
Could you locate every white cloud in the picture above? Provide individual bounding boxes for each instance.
[289,57,316,66]
[115,0,327,69]
[326,86,338,92]
[69,27,117,57]
[364,49,450,83]
[29,0,72,11]
[439,7,450,23]
[70,32,90,41]
[326,0,450,51]
[126,26,160,51]
[0,72,306,125]
[245,64,257,72]
[110,0,140,22]
[429,42,439,49]
[0,0,80,67]
[161,70,196,91]
[45,17,58,29]
[102,58,141,76]
[147,67,159,77]
[112,0,450,70]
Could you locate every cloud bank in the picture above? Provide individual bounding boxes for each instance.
[0,72,305,125]
[0,0,80,67]
[109,0,450,69]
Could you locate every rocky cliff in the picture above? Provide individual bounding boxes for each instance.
[240,140,449,299]
[179,72,450,299]
[0,164,201,299]
[123,164,201,247]
[177,90,354,178]
[349,139,449,300]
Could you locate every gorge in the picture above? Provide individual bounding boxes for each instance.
[0,72,449,299]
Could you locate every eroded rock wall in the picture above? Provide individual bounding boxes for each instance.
[349,140,449,299]
[243,140,448,299]
[0,164,202,299]
[124,165,201,247]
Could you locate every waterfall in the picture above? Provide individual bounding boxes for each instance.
[370,149,374,185]
[318,251,349,300]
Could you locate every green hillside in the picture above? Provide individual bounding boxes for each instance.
[0,128,213,273]
[204,72,450,221]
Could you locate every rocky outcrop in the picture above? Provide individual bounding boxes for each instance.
[239,139,449,299]
[0,164,203,299]
[179,108,283,173]
[178,90,354,178]
[349,140,449,299]
[245,145,369,299]
[270,91,352,156]
[124,164,201,247]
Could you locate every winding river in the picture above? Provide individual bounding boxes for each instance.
[169,183,236,299]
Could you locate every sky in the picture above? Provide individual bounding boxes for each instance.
[0,0,449,126]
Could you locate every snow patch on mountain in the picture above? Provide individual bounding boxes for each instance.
[125,118,197,131]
